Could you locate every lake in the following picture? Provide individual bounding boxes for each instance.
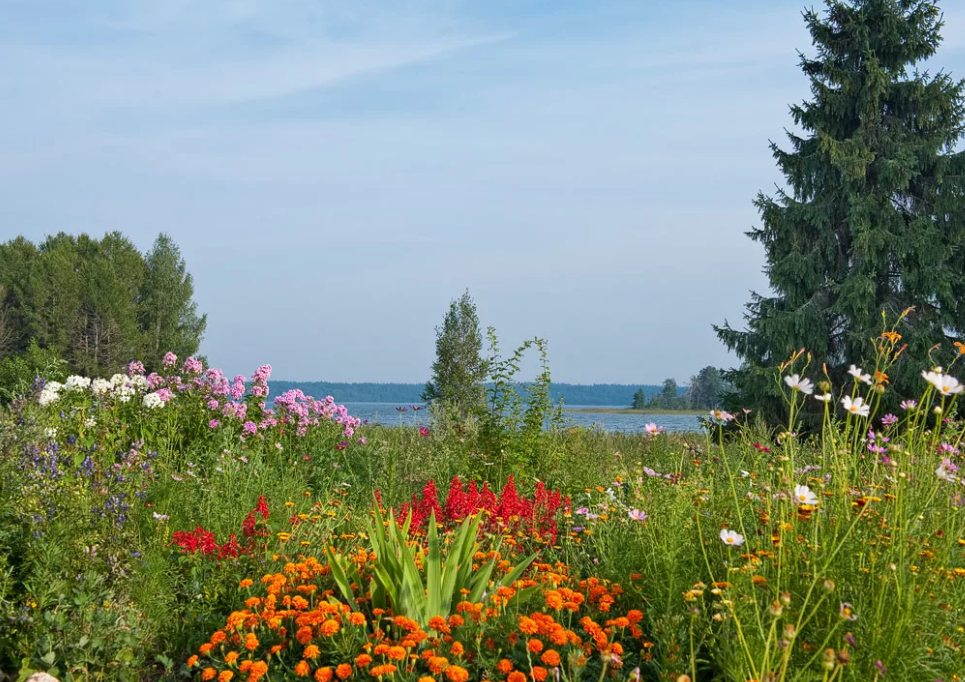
[341,402,703,433]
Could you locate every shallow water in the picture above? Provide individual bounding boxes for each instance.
[343,403,702,433]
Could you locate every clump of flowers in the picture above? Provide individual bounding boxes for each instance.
[395,476,569,545]
[187,555,649,682]
[172,496,272,561]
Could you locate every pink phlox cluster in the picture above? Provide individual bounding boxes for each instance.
[230,375,246,400]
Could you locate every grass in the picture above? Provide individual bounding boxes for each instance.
[2,340,965,682]
[567,407,705,416]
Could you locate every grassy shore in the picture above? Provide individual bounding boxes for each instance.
[567,406,704,415]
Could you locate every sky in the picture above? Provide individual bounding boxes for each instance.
[3,1,965,384]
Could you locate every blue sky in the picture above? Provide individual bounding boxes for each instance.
[3,0,965,384]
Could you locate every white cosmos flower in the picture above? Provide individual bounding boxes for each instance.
[91,378,112,396]
[847,365,872,385]
[793,484,819,506]
[784,374,814,395]
[814,393,833,402]
[922,370,964,396]
[841,395,871,417]
[110,373,127,387]
[719,528,744,546]
[709,409,736,423]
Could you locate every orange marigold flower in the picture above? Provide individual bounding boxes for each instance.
[321,620,341,637]
[296,626,314,645]
[428,656,449,674]
[188,656,199,668]
[225,652,239,665]
[304,645,321,660]
[450,642,464,657]
[627,610,643,623]
[239,579,254,588]
[444,665,469,682]
[518,616,539,635]
[448,615,464,628]
[531,667,548,682]
[199,643,214,656]
[496,659,514,674]
[211,631,227,645]
[350,612,367,626]
[544,591,563,610]
[219,671,234,682]
[270,645,283,655]
[527,639,544,654]
[239,661,253,673]
[419,678,435,682]
[541,650,561,667]
[295,661,311,677]
[508,673,526,682]
[370,665,397,677]
[355,655,372,668]
[335,664,353,680]
[248,661,269,682]
[386,647,406,661]
[202,668,217,681]
[315,668,333,682]
[244,633,259,651]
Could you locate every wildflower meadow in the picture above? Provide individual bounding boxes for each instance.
[2,323,965,682]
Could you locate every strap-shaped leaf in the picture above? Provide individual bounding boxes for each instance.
[426,510,442,619]
[325,547,359,611]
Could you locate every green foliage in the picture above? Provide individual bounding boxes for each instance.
[685,366,731,409]
[139,234,207,371]
[478,328,566,482]
[715,0,965,420]
[645,378,688,410]
[422,290,488,419]
[0,231,205,378]
[328,505,535,627]
[631,388,647,409]
[0,340,66,403]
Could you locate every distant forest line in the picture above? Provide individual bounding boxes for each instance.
[268,381,682,406]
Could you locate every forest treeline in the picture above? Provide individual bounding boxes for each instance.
[0,232,205,391]
[269,381,671,406]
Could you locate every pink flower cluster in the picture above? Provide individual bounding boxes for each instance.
[131,353,361,442]
[272,389,361,439]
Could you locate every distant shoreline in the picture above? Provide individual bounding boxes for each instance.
[568,407,704,416]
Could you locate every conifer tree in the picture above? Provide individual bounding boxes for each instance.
[716,0,965,416]
[422,290,488,419]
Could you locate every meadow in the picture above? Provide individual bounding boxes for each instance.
[3,334,965,682]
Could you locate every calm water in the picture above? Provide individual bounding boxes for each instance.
[343,403,702,434]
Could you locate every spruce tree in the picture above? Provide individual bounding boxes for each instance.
[716,0,965,417]
[422,290,488,419]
